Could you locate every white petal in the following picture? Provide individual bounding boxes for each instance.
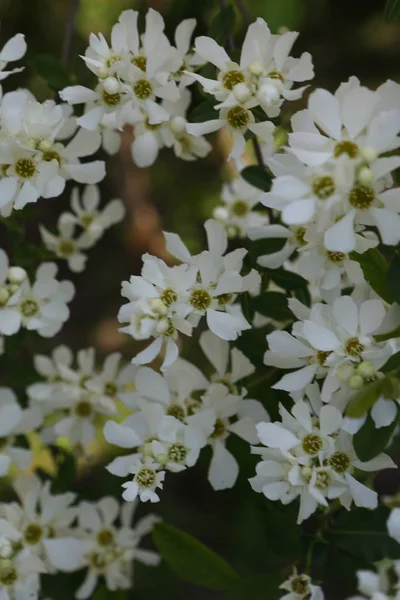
[131,133,159,168]
[256,422,298,451]
[273,364,317,392]
[324,211,356,253]
[208,441,239,490]
[302,321,340,351]
[359,299,385,336]
[43,538,88,571]
[308,88,342,140]
[103,420,142,448]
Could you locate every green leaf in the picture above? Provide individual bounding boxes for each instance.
[269,269,308,291]
[31,54,71,91]
[222,574,280,600]
[382,351,400,373]
[387,252,400,303]
[329,507,400,563]
[375,325,400,343]
[252,291,293,321]
[353,410,399,461]
[189,99,218,123]
[235,329,269,368]
[345,378,389,418]
[209,5,236,45]
[241,165,272,192]
[152,523,238,591]
[241,292,255,324]
[384,0,400,20]
[350,249,393,304]
[249,237,286,259]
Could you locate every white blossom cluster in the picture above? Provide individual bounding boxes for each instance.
[0,475,159,600]
[2,7,400,600]
[346,561,400,599]
[60,9,212,167]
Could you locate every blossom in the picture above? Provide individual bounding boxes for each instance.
[280,569,324,600]
[0,31,27,81]
[75,497,160,599]
[250,389,395,522]
[264,295,393,400]
[40,214,93,272]
[121,457,166,503]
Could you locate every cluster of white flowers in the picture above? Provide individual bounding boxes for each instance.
[40,185,125,272]
[0,249,74,342]
[347,561,400,599]
[60,9,212,167]
[0,475,159,600]
[2,7,400,600]
[118,219,260,370]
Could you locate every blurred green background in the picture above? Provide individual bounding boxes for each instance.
[0,0,399,598]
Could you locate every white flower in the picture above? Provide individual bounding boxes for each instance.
[0,388,42,475]
[348,563,394,599]
[121,457,165,503]
[66,185,125,242]
[250,390,395,523]
[40,214,93,272]
[213,172,269,238]
[0,475,86,573]
[280,569,324,600]
[264,295,392,400]
[0,31,27,81]
[388,508,400,544]
[75,497,160,599]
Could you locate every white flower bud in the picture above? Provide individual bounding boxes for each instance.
[8,283,20,295]
[358,166,373,186]
[103,77,120,95]
[155,318,170,334]
[142,442,154,457]
[155,453,168,466]
[97,67,108,79]
[360,146,377,163]
[170,116,187,136]
[26,137,37,149]
[213,206,229,221]
[149,298,168,316]
[301,466,312,478]
[8,266,27,284]
[0,286,9,305]
[227,226,238,238]
[257,82,281,107]
[38,140,53,152]
[248,61,264,76]
[356,361,376,379]
[336,363,355,382]
[233,82,252,103]
[349,374,364,390]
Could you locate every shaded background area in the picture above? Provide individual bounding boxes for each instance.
[0,0,399,598]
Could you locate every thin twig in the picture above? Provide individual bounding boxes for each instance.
[61,0,80,68]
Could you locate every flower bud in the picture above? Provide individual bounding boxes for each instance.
[155,453,168,466]
[141,442,153,457]
[103,76,120,95]
[149,298,168,316]
[97,66,108,79]
[360,146,377,163]
[233,82,252,103]
[356,361,376,379]
[213,206,229,221]
[0,286,9,305]
[155,318,170,334]
[38,140,53,152]
[358,166,373,186]
[349,374,364,390]
[336,363,355,382]
[257,82,280,106]
[301,466,312,478]
[170,116,187,136]
[8,266,27,284]
[0,537,12,559]
[8,284,20,295]
[248,61,264,76]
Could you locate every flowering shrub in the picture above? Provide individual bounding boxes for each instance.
[2,1,400,599]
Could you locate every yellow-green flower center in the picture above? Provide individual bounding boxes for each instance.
[133,79,153,100]
[334,141,359,159]
[15,158,36,179]
[231,200,249,216]
[312,176,335,200]
[349,185,375,209]
[302,433,323,455]
[222,70,245,90]
[97,528,114,547]
[75,399,92,417]
[136,467,156,488]
[227,106,250,130]
[160,288,178,307]
[102,90,121,106]
[24,523,43,545]
[345,337,364,357]
[131,55,147,71]
[330,451,351,474]
[190,289,212,311]
[168,443,187,463]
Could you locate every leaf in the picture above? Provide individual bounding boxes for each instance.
[375,325,400,343]
[189,99,218,123]
[249,237,286,259]
[269,269,309,291]
[50,446,76,493]
[31,54,71,91]
[152,523,238,591]
[209,5,236,45]
[241,292,255,324]
[252,291,293,321]
[241,165,272,192]
[235,329,269,368]
[353,410,399,461]
[329,507,400,563]
[382,351,400,373]
[387,252,400,303]
[222,574,280,600]
[345,378,388,418]
[384,0,400,20]
[350,249,393,304]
